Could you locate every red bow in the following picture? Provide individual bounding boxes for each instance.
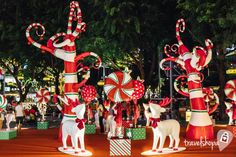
[150,117,160,128]
[226,109,230,114]
[75,118,86,130]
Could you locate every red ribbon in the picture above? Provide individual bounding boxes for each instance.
[226,109,230,114]
[149,117,160,128]
[75,118,86,130]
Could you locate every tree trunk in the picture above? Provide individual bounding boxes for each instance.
[216,49,227,121]
[54,71,60,95]
[147,50,157,84]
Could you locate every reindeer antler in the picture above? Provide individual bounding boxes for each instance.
[159,97,172,107]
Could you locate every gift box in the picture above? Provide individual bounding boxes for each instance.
[85,124,96,134]
[110,138,131,156]
[0,130,17,140]
[126,127,146,140]
[37,121,49,130]
[122,120,133,128]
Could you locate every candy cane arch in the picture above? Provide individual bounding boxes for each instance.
[26,1,102,123]
[160,19,214,140]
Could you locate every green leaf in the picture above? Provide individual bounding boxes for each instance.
[134,18,140,33]
[110,7,116,16]
[111,20,116,34]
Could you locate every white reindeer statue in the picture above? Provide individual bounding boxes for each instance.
[149,98,180,153]
[225,101,235,125]
[62,102,86,154]
[143,103,152,127]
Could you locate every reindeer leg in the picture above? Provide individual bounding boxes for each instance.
[73,136,79,154]
[158,135,166,153]
[78,133,85,152]
[71,136,75,149]
[173,137,180,151]
[229,113,233,125]
[62,134,68,150]
[146,117,150,127]
[169,135,174,149]
[152,129,159,152]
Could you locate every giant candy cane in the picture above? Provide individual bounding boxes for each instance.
[174,75,219,115]
[26,1,101,123]
[160,19,215,140]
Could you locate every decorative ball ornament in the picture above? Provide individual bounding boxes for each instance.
[81,85,97,102]
[225,80,236,101]
[131,80,145,100]
[0,94,7,109]
[36,88,50,103]
[104,71,134,102]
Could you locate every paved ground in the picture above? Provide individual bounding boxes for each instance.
[0,125,235,157]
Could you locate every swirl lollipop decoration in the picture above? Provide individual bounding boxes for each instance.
[0,94,7,109]
[224,80,236,125]
[224,80,236,101]
[104,71,134,103]
[36,88,50,104]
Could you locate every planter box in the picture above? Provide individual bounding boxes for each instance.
[110,138,131,156]
[85,124,96,134]
[0,129,17,140]
[37,121,49,130]
[126,127,146,140]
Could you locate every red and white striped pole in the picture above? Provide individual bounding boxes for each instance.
[160,19,214,140]
[26,1,101,124]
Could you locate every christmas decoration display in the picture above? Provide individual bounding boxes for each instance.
[110,138,131,156]
[26,1,100,155]
[104,71,134,103]
[202,87,219,115]
[143,103,151,127]
[36,103,47,122]
[141,98,185,155]
[0,95,7,110]
[81,85,97,103]
[26,1,102,125]
[224,80,236,125]
[114,103,126,138]
[58,102,92,156]
[174,76,219,114]
[37,121,49,130]
[36,88,50,123]
[225,80,236,101]
[0,130,17,140]
[160,19,215,140]
[36,88,50,104]
[85,124,96,134]
[131,80,145,100]
[131,79,145,126]
[126,127,146,140]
